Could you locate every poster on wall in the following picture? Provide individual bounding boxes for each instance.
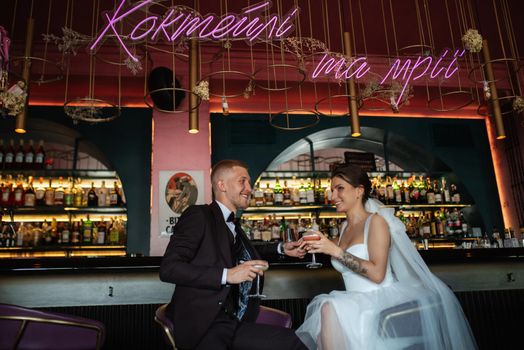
[159,170,204,237]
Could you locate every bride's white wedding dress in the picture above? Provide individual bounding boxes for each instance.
[296,199,477,350]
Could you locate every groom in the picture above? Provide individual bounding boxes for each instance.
[160,159,307,350]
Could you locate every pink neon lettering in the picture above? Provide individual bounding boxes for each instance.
[90,0,151,61]
[275,8,299,37]
[210,15,237,39]
[430,49,449,78]
[90,1,297,60]
[130,16,157,40]
[444,49,465,78]
[313,49,463,107]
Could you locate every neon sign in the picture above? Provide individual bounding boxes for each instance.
[312,49,466,107]
[90,0,299,62]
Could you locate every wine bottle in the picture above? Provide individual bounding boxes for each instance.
[14,139,24,169]
[24,176,36,207]
[24,139,35,169]
[34,140,46,170]
[4,139,15,170]
[87,182,98,207]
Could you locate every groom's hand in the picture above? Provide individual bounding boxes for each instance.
[226,260,268,284]
[283,241,306,258]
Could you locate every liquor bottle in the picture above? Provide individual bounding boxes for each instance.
[253,182,264,207]
[35,177,46,206]
[34,140,45,170]
[60,222,70,245]
[54,176,65,206]
[12,176,25,207]
[298,181,307,204]
[306,178,315,204]
[4,139,15,170]
[108,218,120,245]
[452,208,462,237]
[24,176,36,207]
[74,179,84,207]
[273,177,283,206]
[50,218,58,244]
[311,217,320,231]
[14,139,25,169]
[426,178,435,205]
[279,216,287,241]
[0,139,4,169]
[24,139,35,169]
[324,179,332,205]
[1,175,13,207]
[402,180,410,204]
[263,183,274,206]
[460,212,469,238]
[329,218,339,239]
[251,221,262,241]
[442,177,451,203]
[98,181,108,207]
[282,181,292,206]
[315,179,326,205]
[393,177,402,204]
[63,177,74,206]
[451,184,461,203]
[433,180,442,204]
[83,215,93,244]
[87,182,98,207]
[109,181,122,206]
[44,179,55,206]
[385,176,394,205]
[418,176,427,204]
[71,221,80,244]
[271,214,280,240]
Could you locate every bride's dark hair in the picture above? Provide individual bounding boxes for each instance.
[331,164,372,205]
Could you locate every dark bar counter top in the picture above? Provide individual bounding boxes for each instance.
[2,247,524,272]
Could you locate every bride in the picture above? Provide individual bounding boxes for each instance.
[296,164,477,350]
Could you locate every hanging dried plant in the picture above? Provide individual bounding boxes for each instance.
[461,29,483,53]
[192,80,209,101]
[513,96,524,113]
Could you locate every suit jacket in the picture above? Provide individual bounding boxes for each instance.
[159,201,277,349]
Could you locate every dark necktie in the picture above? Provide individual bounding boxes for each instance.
[226,212,251,320]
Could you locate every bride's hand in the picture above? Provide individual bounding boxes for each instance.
[301,231,342,257]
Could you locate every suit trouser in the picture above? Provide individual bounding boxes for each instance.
[188,310,307,350]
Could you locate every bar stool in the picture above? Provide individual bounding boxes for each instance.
[378,299,441,349]
[154,304,293,349]
[0,303,105,350]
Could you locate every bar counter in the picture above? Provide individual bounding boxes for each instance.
[2,248,523,349]
[2,248,524,308]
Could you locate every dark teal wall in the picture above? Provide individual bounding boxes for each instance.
[1,106,152,255]
[211,114,503,233]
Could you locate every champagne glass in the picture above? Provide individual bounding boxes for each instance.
[303,231,323,269]
[248,264,268,298]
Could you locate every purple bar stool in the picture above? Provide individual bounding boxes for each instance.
[0,303,105,350]
[154,304,293,349]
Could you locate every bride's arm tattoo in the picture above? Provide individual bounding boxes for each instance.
[334,251,368,275]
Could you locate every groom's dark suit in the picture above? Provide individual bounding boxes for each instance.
[160,201,303,350]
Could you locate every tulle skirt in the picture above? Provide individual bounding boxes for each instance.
[296,281,446,350]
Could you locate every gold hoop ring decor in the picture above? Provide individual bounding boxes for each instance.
[468,57,519,84]
[427,90,474,112]
[398,44,434,56]
[253,63,306,91]
[198,70,255,98]
[314,94,363,118]
[269,108,320,131]
[144,87,201,114]
[360,96,389,111]
[10,56,63,84]
[476,95,519,117]
[64,97,120,123]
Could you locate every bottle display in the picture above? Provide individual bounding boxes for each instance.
[240,171,485,250]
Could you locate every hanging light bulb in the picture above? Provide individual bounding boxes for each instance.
[222,96,229,116]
